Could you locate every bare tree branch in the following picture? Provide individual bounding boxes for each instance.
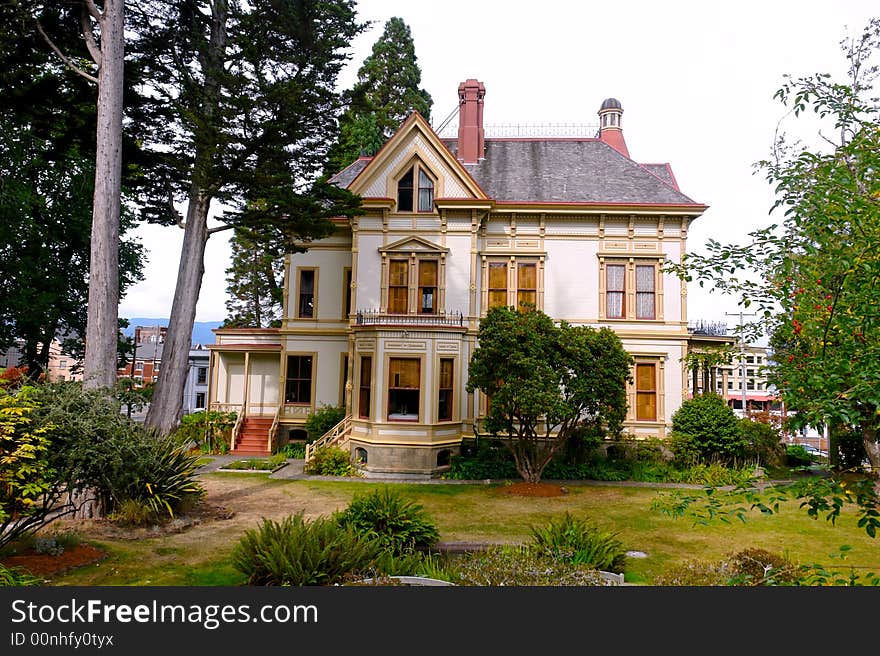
[35,19,98,84]
[207,223,235,235]
[79,5,102,67]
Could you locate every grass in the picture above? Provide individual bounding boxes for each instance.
[44,473,880,586]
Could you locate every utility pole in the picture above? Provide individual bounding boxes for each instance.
[726,311,757,417]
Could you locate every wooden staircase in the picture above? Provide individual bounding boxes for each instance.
[305,415,352,463]
[231,417,273,456]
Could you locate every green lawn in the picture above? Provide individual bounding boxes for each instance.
[46,475,880,586]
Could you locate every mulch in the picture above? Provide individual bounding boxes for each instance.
[497,482,569,497]
[1,544,107,578]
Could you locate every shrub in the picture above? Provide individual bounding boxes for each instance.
[727,548,799,586]
[739,417,785,467]
[303,446,356,476]
[528,512,627,573]
[670,393,746,465]
[304,404,346,444]
[833,424,868,470]
[654,549,800,586]
[334,486,440,555]
[443,440,518,480]
[231,513,385,586]
[786,444,813,467]
[172,410,236,454]
[449,545,608,586]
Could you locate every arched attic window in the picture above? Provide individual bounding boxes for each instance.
[397,163,434,212]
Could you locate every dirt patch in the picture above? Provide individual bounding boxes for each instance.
[498,482,569,497]
[2,544,107,578]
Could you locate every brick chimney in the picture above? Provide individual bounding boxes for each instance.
[457,79,486,164]
[598,97,630,158]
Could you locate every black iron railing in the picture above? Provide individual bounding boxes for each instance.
[355,310,465,327]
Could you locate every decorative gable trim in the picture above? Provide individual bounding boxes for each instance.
[349,112,487,201]
[379,236,449,254]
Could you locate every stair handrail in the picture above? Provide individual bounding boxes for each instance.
[230,410,244,453]
[268,407,281,454]
[305,415,351,462]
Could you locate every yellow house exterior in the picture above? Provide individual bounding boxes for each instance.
[208,79,708,477]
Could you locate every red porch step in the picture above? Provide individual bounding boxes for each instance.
[231,417,273,456]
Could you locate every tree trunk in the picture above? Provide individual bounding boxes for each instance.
[83,0,124,390]
[145,192,211,435]
[145,0,228,435]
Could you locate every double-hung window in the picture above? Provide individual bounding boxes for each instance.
[603,259,660,320]
[388,260,409,314]
[397,164,434,212]
[285,355,313,405]
[635,363,657,421]
[298,269,315,318]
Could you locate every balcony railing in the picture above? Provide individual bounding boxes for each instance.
[355,310,465,327]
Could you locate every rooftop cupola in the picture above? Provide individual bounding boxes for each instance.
[598,97,629,158]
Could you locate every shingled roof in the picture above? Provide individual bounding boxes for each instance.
[328,157,370,189]
[452,138,699,205]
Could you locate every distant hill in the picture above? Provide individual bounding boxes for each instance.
[122,318,222,346]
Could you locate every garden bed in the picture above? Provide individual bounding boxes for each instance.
[217,458,288,473]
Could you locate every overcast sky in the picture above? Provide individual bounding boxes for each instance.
[118,0,878,332]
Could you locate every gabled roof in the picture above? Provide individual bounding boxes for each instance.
[333,112,487,201]
[445,138,701,206]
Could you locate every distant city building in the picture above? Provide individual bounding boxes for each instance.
[686,321,778,416]
[183,345,210,414]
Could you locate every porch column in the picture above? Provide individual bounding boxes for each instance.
[243,351,251,417]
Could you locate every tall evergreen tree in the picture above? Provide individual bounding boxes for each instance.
[7,1,128,389]
[222,229,284,329]
[131,1,365,435]
[326,16,433,173]
[0,4,143,379]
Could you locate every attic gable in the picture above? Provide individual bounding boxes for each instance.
[347,112,487,202]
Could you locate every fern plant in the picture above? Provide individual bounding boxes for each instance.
[529,512,627,573]
[333,486,440,555]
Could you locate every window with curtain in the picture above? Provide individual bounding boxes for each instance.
[606,264,625,318]
[285,355,313,405]
[419,260,438,314]
[517,263,537,310]
[636,265,656,319]
[358,356,371,419]
[418,169,434,212]
[388,260,408,314]
[488,262,508,308]
[388,358,420,421]
[438,358,453,421]
[635,363,656,421]
[397,165,435,213]
[298,269,315,318]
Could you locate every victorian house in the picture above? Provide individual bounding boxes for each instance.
[208,79,708,477]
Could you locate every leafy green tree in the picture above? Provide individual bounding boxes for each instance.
[222,228,284,328]
[326,16,432,173]
[130,1,366,434]
[0,125,143,381]
[667,18,880,488]
[0,385,54,537]
[467,307,632,483]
